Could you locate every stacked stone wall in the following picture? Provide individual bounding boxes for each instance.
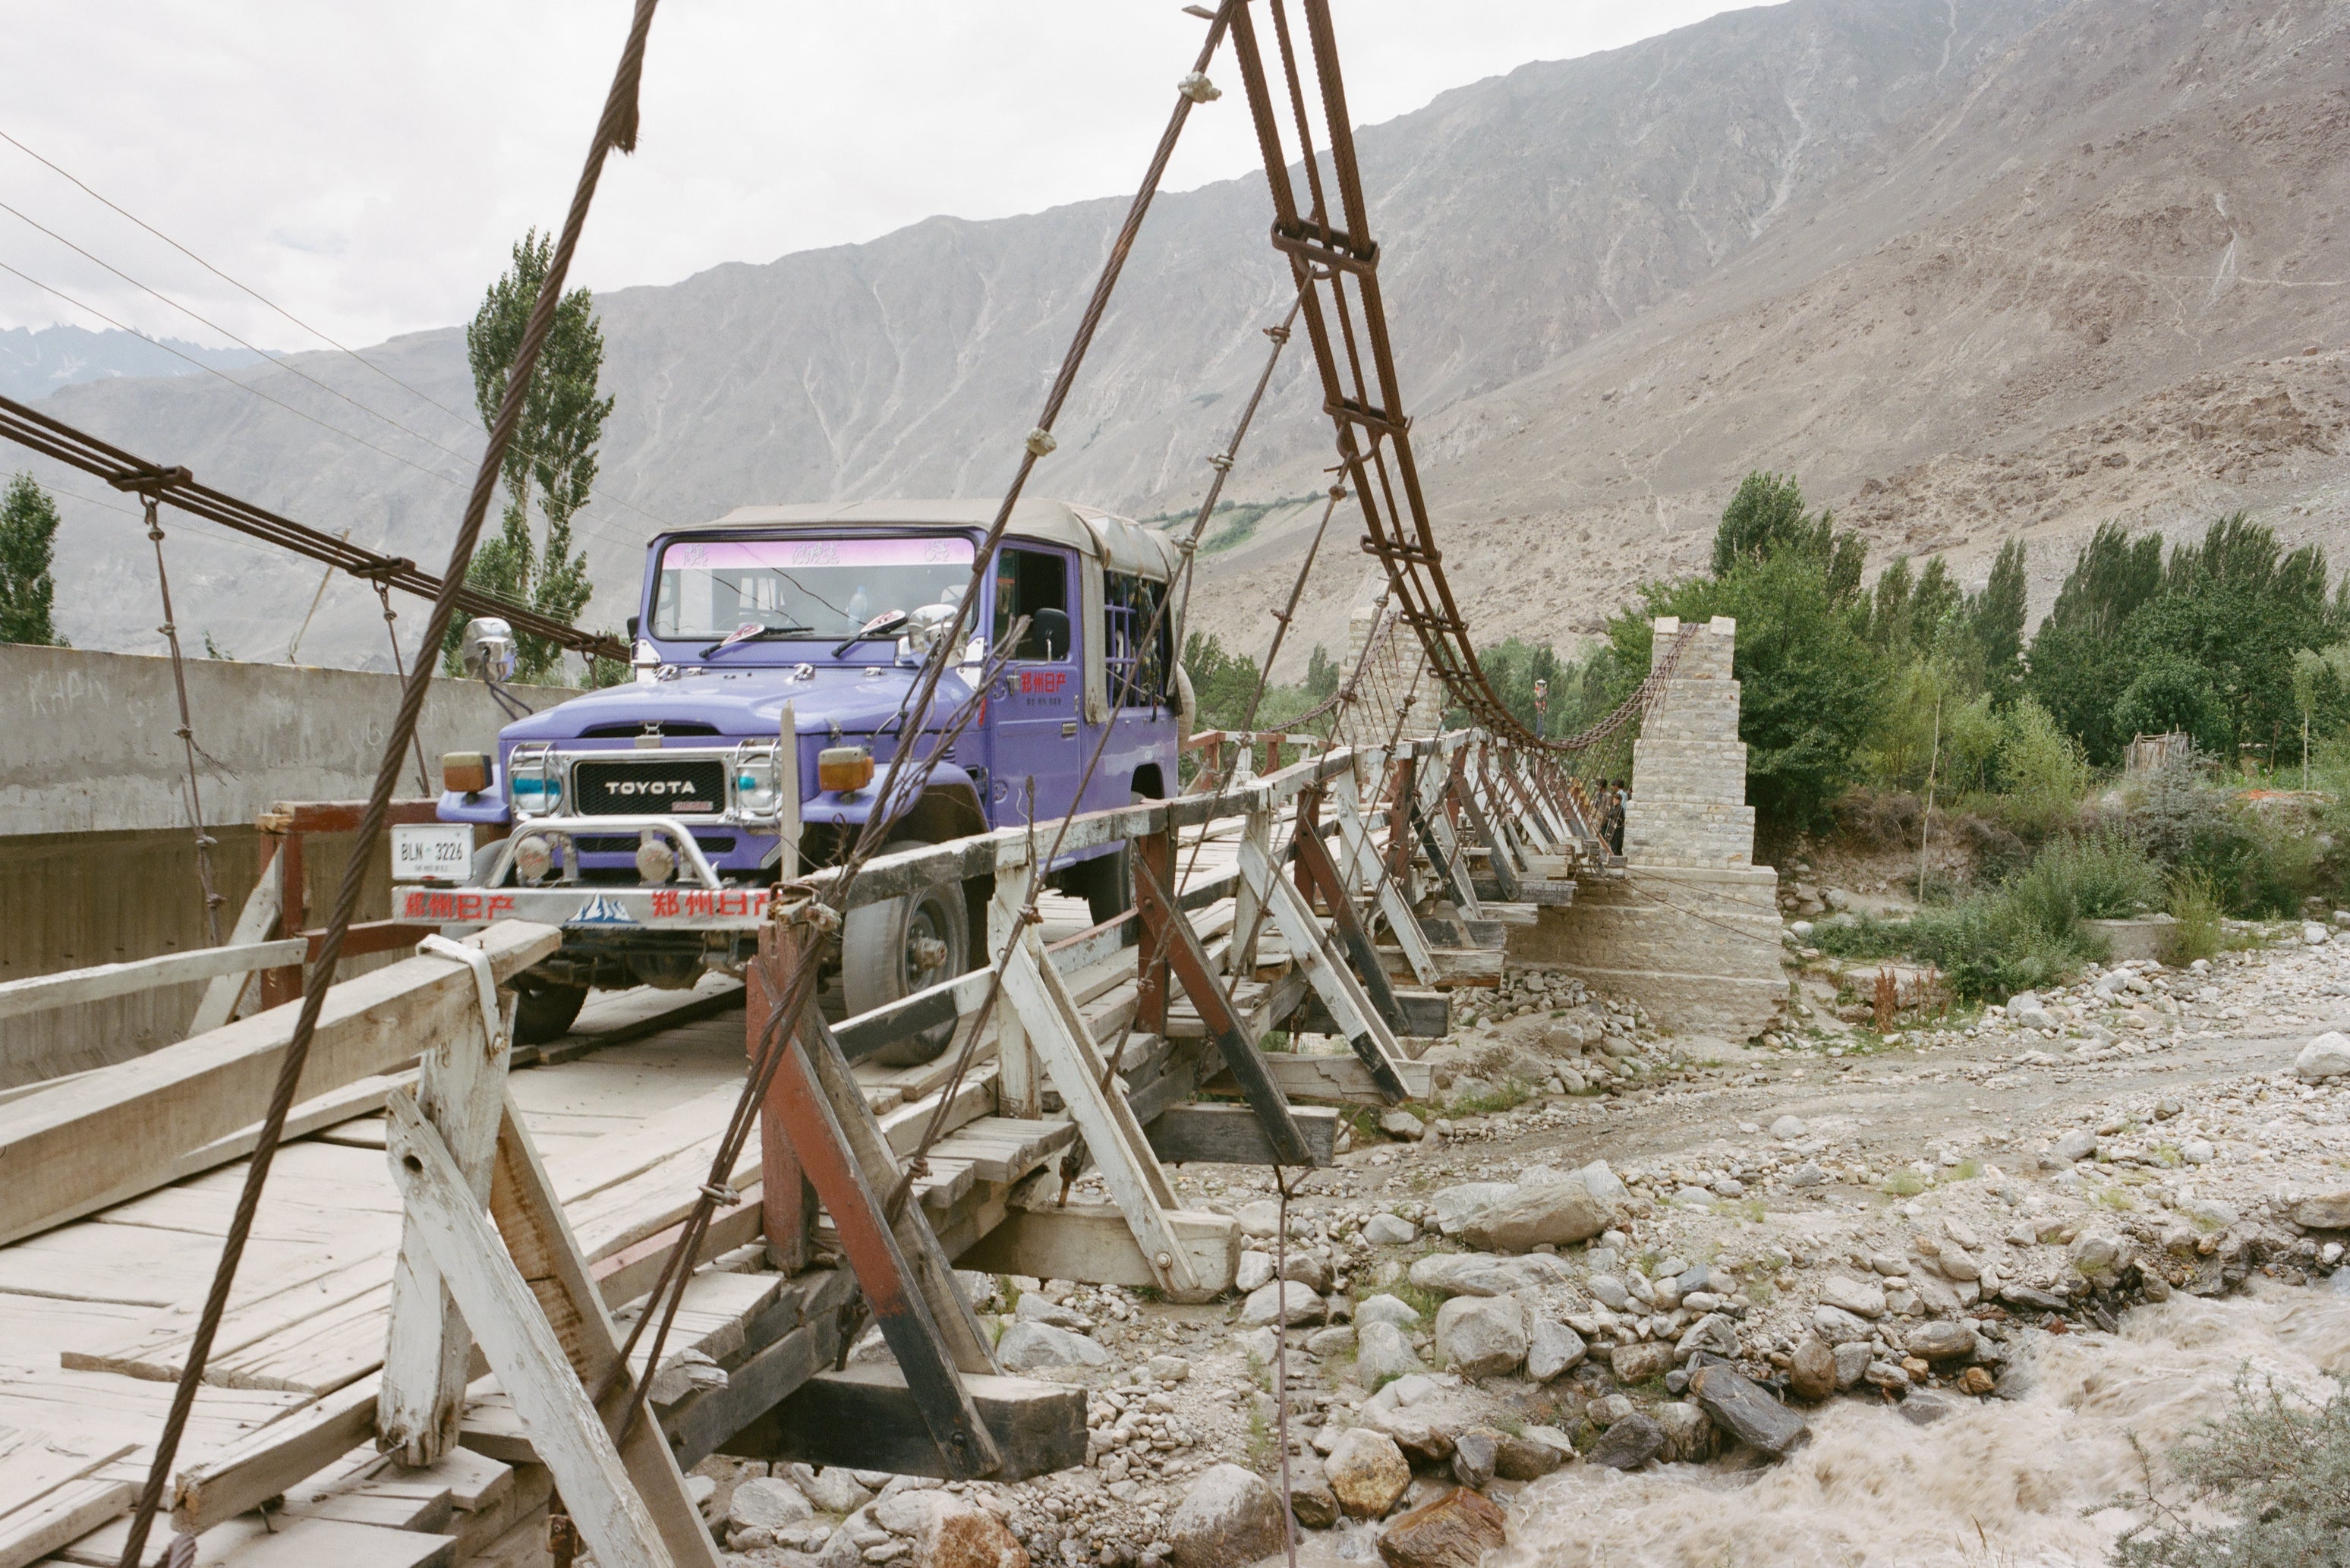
[1512,614,1785,1039]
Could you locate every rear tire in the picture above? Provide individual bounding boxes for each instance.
[842,838,972,1066]
[513,981,588,1045]
[1074,844,1133,930]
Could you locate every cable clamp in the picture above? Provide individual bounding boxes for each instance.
[1024,427,1059,457]
[1177,71,1222,103]
[701,1183,739,1206]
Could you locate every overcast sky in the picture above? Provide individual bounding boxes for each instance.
[1,2,1772,356]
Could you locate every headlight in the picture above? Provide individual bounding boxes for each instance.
[509,753,561,816]
[736,756,780,814]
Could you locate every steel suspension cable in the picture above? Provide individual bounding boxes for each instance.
[114,7,660,1560]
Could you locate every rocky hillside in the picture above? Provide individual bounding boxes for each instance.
[18,0,2348,675]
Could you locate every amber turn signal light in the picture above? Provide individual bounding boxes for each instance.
[817,745,874,793]
[442,751,491,794]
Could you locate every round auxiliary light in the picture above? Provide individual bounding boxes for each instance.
[513,836,554,883]
[635,830,678,885]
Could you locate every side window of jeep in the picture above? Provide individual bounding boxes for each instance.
[1104,571,1168,707]
[993,547,1070,660]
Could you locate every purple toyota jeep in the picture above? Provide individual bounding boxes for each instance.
[431,498,1186,1057]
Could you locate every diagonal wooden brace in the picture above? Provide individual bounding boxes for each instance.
[385,1092,676,1568]
[999,929,1202,1295]
[1131,853,1313,1167]
[1236,836,1411,1104]
[1447,757,1520,902]
[1287,794,1411,1035]
[747,928,1002,1478]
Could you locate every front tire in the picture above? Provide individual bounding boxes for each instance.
[513,981,588,1045]
[842,839,972,1066]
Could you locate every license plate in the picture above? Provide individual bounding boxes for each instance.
[392,823,474,883]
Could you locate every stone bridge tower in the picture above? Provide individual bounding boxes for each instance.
[1517,615,1785,1041]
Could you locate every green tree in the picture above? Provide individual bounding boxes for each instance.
[0,471,64,646]
[1303,643,1339,701]
[1970,537,2027,704]
[1711,471,1866,603]
[444,229,615,685]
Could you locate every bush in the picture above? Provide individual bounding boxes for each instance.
[1994,697,2091,836]
[2159,871,2223,965]
[2010,828,2163,924]
[2115,1375,2350,1568]
[1810,829,2144,1001]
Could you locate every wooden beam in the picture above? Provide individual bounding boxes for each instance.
[382,1093,672,1568]
[0,920,559,1247]
[954,1199,1239,1292]
[1294,987,1450,1039]
[1132,853,1311,1167]
[721,1366,1085,1481]
[1147,1104,1337,1167]
[380,938,513,1466]
[484,1097,723,1568]
[1236,839,1411,1104]
[0,938,307,1022]
[1228,1053,1433,1107]
[173,1376,382,1533]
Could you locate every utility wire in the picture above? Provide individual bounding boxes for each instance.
[0,125,681,542]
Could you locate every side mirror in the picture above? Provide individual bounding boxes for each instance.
[459,617,518,682]
[626,614,641,640]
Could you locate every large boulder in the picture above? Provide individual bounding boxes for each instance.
[1786,1337,1837,1402]
[1356,1321,1426,1387]
[918,1498,1030,1568]
[729,1476,814,1535]
[1169,1465,1288,1568]
[1904,1321,1978,1362]
[1463,1164,1621,1252]
[1819,1275,1888,1319]
[2295,1192,2350,1230]
[1585,1413,1665,1469]
[1287,1456,1339,1529]
[1407,1253,1573,1299]
[1525,1318,1587,1382]
[1429,1182,1517,1237]
[1356,1293,1422,1330]
[1607,1341,1673,1385]
[994,1321,1109,1371]
[1325,1428,1412,1518]
[1375,1488,1508,1568]
[1434,1295,1527,1379]
[2299,1032,2350,1082]
[1652,1401,1717,1463]
[1240,1280,1326,1327]
[1688,1362,1810,1457]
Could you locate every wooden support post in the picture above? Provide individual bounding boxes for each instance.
[1235,838,1412,1104]
[485,1098,726,1568]
[990,850,1041,1119]
[383,1094,675,1568]
[1329,775,1438,987]
[1383,756,1417,899]
[1130,854,1312,1167]
[1451,760,1520,902]
[754,907,1003,1475]
[999,929,1201,1294]
[1133,827,1173,1034]
[259,827,306,1008]
[747,925,811,1273]
[379,937,514,1467]
[1226,792,1273,978]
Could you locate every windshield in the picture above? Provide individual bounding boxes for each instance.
[651,534,975,642]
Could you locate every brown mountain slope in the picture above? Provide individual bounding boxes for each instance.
[1192,0,2350,668]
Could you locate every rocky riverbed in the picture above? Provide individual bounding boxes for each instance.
[689,926,2350,1568]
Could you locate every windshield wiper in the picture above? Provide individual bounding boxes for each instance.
[700,625,814,658]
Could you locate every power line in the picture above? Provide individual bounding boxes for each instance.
[0,389,627,661]
[0,124,681,543]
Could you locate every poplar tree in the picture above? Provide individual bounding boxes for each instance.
[0,471,64,646]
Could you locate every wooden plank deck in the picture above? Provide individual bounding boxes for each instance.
[0,777,1469,1565]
